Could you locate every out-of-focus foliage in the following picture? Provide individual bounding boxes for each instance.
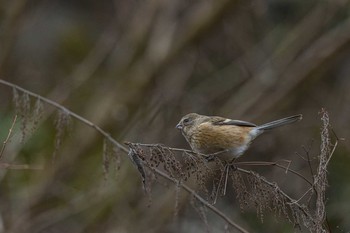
[0,0,350,232]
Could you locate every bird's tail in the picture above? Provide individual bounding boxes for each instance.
[256,114,302,131]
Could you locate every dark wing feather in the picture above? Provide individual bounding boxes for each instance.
[212,117,256,127]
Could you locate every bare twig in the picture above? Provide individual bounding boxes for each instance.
[290,188,314,205]
[0,114,17,160]
[0,114,43,170]
[213,164,229,204]
[304,140,315,183]
[0,162,42,170]
[325,139,337,168]
[234,161,313,186]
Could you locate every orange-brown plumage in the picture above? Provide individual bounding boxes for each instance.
[189,122,252,154]
[176,113,302,162]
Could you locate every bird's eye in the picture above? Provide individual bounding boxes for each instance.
[183,118,190,124]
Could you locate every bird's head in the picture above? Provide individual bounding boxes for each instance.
[176,113,203,136]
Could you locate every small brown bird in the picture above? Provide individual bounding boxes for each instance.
[176,113,302,161]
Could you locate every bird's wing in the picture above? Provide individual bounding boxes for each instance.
[211,117,257,127]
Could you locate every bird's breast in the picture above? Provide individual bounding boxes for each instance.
[188,122,254,156]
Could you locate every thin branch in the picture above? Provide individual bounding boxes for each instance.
[234,161,313,186]
[0,114,17,160]
[325,139,337,168]
[290,187,314,205]
[128,142,194,154]
[0,114,43,170]
[0,162,42,170]
[304,141,315,183]
[325,126,342,175]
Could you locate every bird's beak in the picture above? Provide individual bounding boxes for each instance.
[176,123,183,130]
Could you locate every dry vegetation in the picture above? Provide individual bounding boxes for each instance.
[0,79,340,233]
[0,0,350,232]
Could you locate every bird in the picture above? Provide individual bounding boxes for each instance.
[176,113,302,162]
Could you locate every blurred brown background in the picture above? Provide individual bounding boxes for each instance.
[0,0,349,232]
